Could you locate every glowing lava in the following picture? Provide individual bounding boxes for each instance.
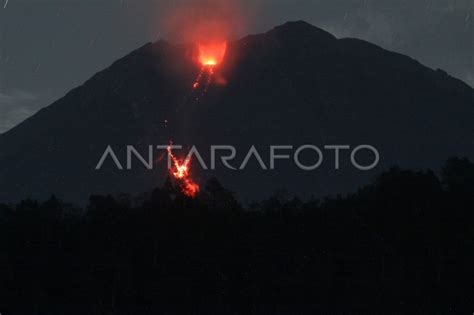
[192,42,226,93]
[161,43,227,197]
[198,42,227,67]
[167,145,200,198]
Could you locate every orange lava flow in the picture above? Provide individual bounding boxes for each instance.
[167,145,200,198]
[192,67,204,90]
[198,42,227,67]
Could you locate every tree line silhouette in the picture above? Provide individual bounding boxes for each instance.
[0,157,473,314]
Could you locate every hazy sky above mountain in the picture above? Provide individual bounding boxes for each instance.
[0,0,472,133]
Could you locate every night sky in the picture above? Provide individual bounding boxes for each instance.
[0,0,472,133]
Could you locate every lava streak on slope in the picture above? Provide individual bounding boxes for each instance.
[165,43,228,197]
[167,145,200,198]
[192,41,227,92]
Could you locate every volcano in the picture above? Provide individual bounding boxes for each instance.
[0,21,472,203]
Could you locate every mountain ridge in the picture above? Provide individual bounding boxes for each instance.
[2,20,471,140]
[0,21,472,203]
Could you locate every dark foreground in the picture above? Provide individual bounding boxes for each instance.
[1,157,473,314]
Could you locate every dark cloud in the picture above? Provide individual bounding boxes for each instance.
[0,90,37,133]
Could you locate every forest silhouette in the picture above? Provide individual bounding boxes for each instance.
[0,157,473,314]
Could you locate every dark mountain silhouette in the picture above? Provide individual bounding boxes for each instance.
[0,21,473,203]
